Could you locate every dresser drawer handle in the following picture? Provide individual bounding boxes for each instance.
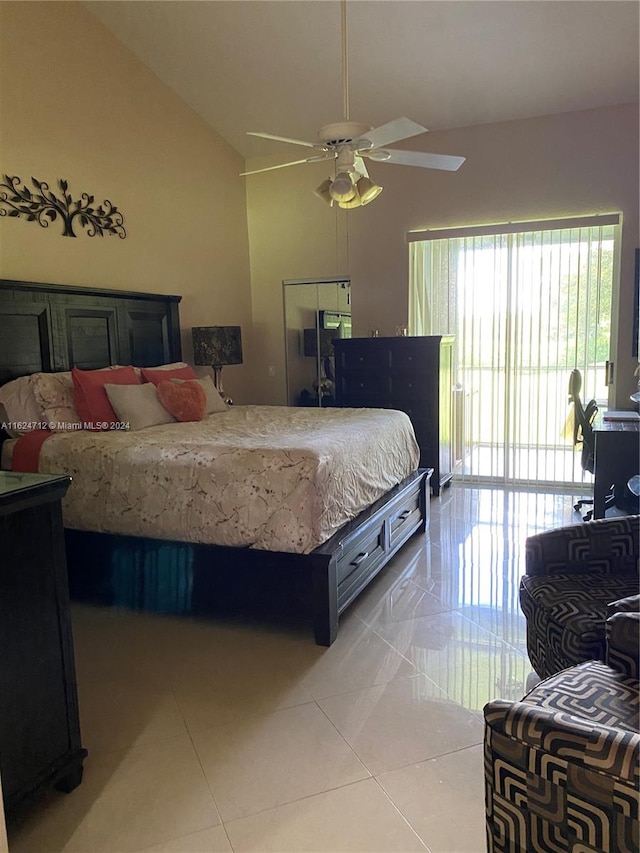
[397,509,412,521]
[350,551,369,568]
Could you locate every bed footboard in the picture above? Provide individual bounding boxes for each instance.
[311,468,430,644]
[65,469,431,646]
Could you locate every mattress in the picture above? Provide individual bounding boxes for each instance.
[34,405,419,553]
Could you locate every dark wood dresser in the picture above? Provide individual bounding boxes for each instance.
[334,335,455,495]
[0,472,87,820]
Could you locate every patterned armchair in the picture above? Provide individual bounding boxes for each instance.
[484,608,640,853]
[519,515,639,679]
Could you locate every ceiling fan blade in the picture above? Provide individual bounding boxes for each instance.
[354,155,369,178]
[247,131,318,149]
[240,154,335,176]
[367,149,465,172]
[356,117,428,150]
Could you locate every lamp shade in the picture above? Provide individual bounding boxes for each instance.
[192,326,243,366]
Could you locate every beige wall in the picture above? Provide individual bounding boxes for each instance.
[1,3,637,408]
[0,1,252,403]
[246,103,639,407]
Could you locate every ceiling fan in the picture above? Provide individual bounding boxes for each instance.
[240,0,465,208]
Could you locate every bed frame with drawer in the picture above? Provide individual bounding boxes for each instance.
[0,279,430,645]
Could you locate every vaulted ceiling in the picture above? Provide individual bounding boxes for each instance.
[86,1,639,159]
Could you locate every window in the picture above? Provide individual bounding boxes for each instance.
[408,214,620,486]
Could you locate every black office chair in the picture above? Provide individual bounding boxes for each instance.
[569,369,615,520]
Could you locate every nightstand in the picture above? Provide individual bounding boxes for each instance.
[0,472,87,819]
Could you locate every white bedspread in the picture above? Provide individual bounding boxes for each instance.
[37,405,419,553]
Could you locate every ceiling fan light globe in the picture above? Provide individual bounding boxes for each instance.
[357,177,383,204]
[338,186,363,209]
[329,172,356,202]
[314,178,334,205]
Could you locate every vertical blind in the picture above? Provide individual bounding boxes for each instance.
[408,215,620,486]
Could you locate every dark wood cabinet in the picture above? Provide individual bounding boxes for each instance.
[0,472,87,820]
[334,335,455,495]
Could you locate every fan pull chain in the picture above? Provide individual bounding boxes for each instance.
[335,204,340,275]
[345,206,350,275]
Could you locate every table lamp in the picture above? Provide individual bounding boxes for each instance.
[192,326,243,403]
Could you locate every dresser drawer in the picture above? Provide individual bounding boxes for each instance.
[389,490,422,549]
[339,372,391,398]
[382,402,431,423]
[336,517,386,587]
[338,346,390,371]
[388,345,425,370]
[408,416,436,444]
[388,372,434,398]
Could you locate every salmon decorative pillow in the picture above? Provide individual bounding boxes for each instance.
[72,365,140,430]
[157,379,206,422]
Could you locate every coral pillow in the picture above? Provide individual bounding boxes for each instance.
[141,365,196,385]
[72,366,140,430]
[157,379,206,422]
[171,375,228,414]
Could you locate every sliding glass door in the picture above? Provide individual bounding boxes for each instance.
[409,215,619,486]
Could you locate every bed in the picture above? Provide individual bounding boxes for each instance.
[0,279,430,645]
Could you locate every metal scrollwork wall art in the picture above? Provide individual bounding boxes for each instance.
[0,175,126,238]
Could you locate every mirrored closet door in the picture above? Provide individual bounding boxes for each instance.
[283,278,351,407]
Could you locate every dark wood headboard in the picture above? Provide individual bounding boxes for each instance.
[0,279,182,384]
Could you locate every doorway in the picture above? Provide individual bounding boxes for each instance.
[409,216,619,486]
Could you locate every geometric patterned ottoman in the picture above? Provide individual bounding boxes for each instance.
[484,660,640,852]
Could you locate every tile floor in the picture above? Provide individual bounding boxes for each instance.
[8,485,591,853]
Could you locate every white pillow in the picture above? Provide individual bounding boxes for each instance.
[104,383,176,431]
[0,375,45,435]
[171,375,228,414]
[146,361,189,370]
[131,361,190,379]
